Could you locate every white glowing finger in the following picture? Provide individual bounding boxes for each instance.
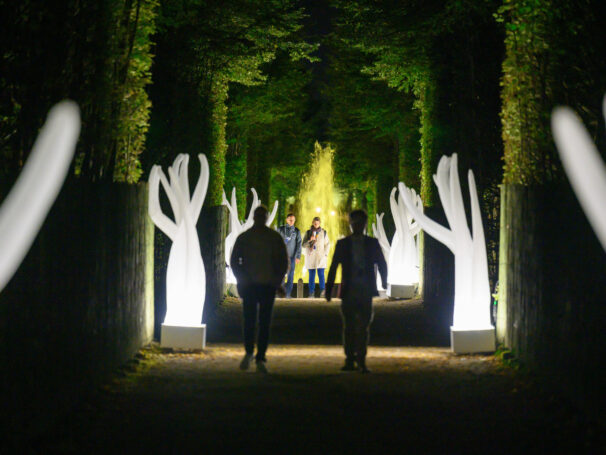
[148,167,178,241]
[0,101,80,292]
[552,105,606,251]
[159,167,181,222]
[149,153,207,327]
[267,200,279,227]
[177,154,190,205]
[399,183,454,253]
[190,154,209,224]
[374,213,391,261]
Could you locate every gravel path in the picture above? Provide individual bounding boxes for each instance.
[36,298,602,453]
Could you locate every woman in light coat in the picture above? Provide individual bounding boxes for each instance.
[302,216,330,297]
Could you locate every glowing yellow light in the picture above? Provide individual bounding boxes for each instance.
[295,142,344,283]
[330,210,335,216]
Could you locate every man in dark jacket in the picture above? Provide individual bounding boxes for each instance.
[326,209,388,373]
[277,213,302,298]
[231,205,289,373]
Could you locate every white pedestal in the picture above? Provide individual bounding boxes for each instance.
[387,284,415,299]
[450,327,495,354]
[161,324,206,350]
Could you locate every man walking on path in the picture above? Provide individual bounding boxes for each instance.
[277,213,302,298]
[326,210,387,373]
[231,206,289,373]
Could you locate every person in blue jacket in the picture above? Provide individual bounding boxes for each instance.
[277,213,302,298]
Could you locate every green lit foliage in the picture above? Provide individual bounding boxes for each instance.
[324,35,421,235]
[498,0,606,185]
[0,0,158,184]
[226,50,315,217]
[227,56,313,202]
[113,0,159,183]
[147,0,317,206]
[334,0,445,205]
[333,0,504,284]
[333,0,503,208]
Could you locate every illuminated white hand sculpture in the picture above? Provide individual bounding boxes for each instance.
[400,154,492,332]
[552,96,606,251]
[223,187,278,284]
[222,187,241,284]
[372,213,391,291]
[240,188,278,232]
[406,192,423,270]
[388,187,422,286]
[372,213,391,263]
[0,101,80,292]
[149,154,208,327]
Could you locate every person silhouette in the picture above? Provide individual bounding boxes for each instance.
[277,213,302,298]
[302,216,330,297]
[326,209,387,373]
[230,205,289,373]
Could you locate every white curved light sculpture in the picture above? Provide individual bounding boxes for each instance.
[388,187,422,287]
[222,187,241,284]
[371,189,422,298]
[372,213,391,264]
[222,187,278,284]
[149,154,208,342]
[400,154,494,353]
[0,101,80,292]
[372,213,390,292]
[552,96,606,251]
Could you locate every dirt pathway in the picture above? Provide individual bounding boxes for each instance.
[37,298,601,453]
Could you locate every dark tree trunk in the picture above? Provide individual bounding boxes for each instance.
[246,147,259,211]
[198,205,227,324]
[153,229,170,339]
[421,206,454,343]
[256,151,271,207]
[376,173,395,241]
[0,180,154,442]
[498,183,606,420]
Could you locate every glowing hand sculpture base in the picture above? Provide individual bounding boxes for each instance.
[149,154,208,350]
[400,154,495,354]
[223,187,278,284]
[552,96,606,252]
[0,101,80,292]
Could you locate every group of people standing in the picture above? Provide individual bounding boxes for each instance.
[230,207,387,374]
[276,213,330,298]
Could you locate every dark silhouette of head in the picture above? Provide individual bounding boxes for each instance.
[253,205,269,226]
[349,209,367,235]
